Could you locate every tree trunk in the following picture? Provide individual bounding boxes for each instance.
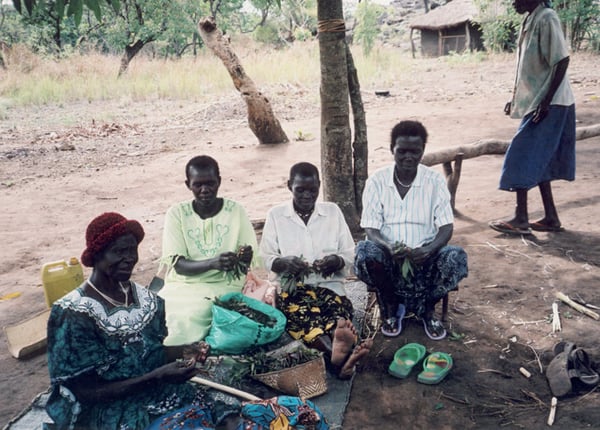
[198,16,288,145]
[346,44,368,219]
[318,1,360,232]
[118,39,147,77]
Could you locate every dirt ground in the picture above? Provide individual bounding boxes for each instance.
[1,52,599,429]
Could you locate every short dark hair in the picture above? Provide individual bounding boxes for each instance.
[289,162,320,182]
[390,120,428,151]
[185,155,220,180]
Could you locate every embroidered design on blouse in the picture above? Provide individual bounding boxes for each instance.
[56,283,158,337]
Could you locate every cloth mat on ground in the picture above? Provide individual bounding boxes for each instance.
[4,281,369,430]
[312,280,369,429]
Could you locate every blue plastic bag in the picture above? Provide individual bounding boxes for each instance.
[205,292,286,354]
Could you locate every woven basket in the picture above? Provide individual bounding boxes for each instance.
[252,354,328,399]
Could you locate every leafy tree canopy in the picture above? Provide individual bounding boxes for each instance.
[13,0,120,25]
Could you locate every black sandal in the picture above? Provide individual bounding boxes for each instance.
[422,317,446,340]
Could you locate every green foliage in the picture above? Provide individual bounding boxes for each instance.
[353,0,382,57]
[444,50,487,64]
[474,0,521,53]
[554,0,600,51]
[253,21,280,45]
[293,26,312,42]
[248,0,316,46]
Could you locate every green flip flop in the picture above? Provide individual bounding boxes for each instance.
[417,351,453,385]
[388,343,427,379]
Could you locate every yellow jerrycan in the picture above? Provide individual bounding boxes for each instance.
[41,257,84,307]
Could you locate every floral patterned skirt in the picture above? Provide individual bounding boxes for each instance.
[354,241,468,319]
[277,285,354,343]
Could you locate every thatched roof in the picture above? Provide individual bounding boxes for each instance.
[410,0,479,30]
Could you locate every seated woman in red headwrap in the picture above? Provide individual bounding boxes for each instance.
[45,212,235,430]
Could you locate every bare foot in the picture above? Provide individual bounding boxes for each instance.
[331,319,357,368]
[338,338,373,379]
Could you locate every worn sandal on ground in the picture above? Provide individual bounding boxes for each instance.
[571,348,600,387]
[388,343,427,379]
[381,304,406,337]
[417,351,453,385]
[422,316,447,341]
[546,341,577,397]
[529,221,564,232]
[489,220,532,235]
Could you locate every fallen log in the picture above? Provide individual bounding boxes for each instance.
[421,124,600,210]
[422,123,600,166]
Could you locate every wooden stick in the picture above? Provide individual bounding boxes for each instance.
[519,367,531,378]
[547,397,557,426]
[511,319,547,325]
[555,292,600,320]
[191,376,261,401]
[552,302,561,332]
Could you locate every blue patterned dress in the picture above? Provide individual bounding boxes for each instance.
[46,283,208,429]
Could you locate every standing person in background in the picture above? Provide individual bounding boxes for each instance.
[354,120,468,341]
[489,0,575,235]
[160,155,259,347]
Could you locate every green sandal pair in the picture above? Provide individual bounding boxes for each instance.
[388,343,453,384]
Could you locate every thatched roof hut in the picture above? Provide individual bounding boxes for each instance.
[409,0,484,57]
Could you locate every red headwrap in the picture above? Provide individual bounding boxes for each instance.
[81,212,145,267]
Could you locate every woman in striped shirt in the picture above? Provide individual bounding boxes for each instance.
[354,120,468,340]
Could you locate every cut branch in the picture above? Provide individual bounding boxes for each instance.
[198,17,288,145]
[555,292,600,320]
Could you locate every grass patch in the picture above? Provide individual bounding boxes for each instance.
[0,40,501,107]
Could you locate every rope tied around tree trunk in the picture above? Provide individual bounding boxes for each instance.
[318,19,346,33]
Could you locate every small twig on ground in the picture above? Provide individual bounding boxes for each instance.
[521,236,541,248]
[526,344,543,374]
[521,390,546,408]
[511,319,547,325]
[572,385,600,403]
[482,284,499,289]
[440,392,470,404]
[484,241,533,259]
[477,368,513,378]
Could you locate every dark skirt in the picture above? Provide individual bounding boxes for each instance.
[278,284,354,343]
[500,104,576,191]
[354,240,468,319]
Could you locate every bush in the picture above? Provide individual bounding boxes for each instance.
[474,0,521,53]
[353,0,383,57]
[253,22,281,46]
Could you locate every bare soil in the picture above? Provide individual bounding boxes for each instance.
[1,53,599,429]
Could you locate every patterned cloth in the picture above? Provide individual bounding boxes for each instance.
[354,241,468,319]
[46,283,207,430]
[360,164,454,249]
[145,395,329,430]
[241,396,329,430]
[160,198,259,345]
[278,285,354,343]
[510,4,574,119]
